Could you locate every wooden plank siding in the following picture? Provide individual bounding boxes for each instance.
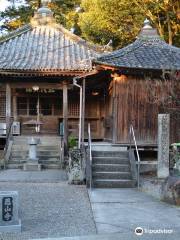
[108,75,179,144]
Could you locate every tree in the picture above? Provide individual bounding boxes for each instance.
[132,0,180,46]
[145,71,180,120]
[78,0,179,48]
[0,0,179,48]
[78,0,144,48]
[0,0,80,32]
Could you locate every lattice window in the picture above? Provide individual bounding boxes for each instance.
[0,93,6,117]
[68,102,79,116]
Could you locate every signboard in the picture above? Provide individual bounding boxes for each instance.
[0,191,21,232]
[2,197,13,221]
[26,88,55,93]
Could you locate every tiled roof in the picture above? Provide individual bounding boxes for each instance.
[95,20,180,71]
[0,5,99,75]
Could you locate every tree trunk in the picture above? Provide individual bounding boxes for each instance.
[167,12,173,45]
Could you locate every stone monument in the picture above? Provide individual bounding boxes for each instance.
[23,137,41,171]
[0,191,21,232]
[157,114,170,178]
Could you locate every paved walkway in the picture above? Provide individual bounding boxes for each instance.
[0,169,67,182]
[88,188,180,239]
[1,170,180,240]
[0,170,96,240]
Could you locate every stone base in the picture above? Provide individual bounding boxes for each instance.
[140,176,180,206]
[0,219,21,233]
[23,162,41,171]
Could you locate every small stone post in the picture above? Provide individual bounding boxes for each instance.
[157,114,170,178]
[23,137,41,171]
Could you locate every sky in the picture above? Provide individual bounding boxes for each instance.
[0,0,11,12]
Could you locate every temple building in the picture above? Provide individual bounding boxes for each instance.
[94,19,180,144]
[0,2,180,154]
[0,1,107,150]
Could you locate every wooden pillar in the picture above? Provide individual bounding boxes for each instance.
[112,79,117,143]
[63,82,68,154]
[6,83,11,129]
[13,93,17,121]
[81,78,86,145]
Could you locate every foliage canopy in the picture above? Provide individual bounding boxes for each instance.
[0,0,179,48]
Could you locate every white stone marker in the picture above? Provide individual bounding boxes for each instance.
[23,137,41,171]
[158,114,170,178]
[28,137,40,161]
[0,191,21,232]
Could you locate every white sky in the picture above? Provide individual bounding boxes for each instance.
[0,0,11,12]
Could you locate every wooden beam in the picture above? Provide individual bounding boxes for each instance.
[112,80,117,143]
[6,83,11,129]
[10,83,64,89]
[63,81,68,154]
[13,93,17,121]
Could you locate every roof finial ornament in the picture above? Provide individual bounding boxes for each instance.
[143,18,152,29]
[31,0,54,25]
[41,0,50,7]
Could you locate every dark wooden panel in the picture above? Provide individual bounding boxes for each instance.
[110,75,179,144]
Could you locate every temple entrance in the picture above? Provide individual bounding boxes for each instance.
[15,88,63,135]
[10,86,105,139]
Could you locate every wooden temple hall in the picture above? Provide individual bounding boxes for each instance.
[0,1,180,151]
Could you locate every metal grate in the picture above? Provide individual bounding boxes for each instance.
[68,103,79,116]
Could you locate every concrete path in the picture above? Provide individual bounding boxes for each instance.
[0,169,67,182]
[88,188,180,239]
[31,231,180,240]
[0,170,96,240]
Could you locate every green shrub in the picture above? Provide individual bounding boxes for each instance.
[68,136,77,149]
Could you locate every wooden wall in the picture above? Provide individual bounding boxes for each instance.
[106,75,180,144]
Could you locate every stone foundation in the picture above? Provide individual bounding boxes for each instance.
[140,176,180,206]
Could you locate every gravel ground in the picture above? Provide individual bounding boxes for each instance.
[0,182,96,240]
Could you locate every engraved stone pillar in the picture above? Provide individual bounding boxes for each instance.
[0,191,21,232]
[157,114,170,178]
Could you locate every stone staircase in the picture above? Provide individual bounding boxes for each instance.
[92,145,135,188]
[7,136,61,169]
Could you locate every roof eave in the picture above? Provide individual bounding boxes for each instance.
[0,69,94,77]
[94,60,180,72]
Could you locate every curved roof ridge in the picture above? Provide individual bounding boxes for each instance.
[0,24,32,44]
[95,20,180,71]
[56,24,103,53]
[0,14,100,73]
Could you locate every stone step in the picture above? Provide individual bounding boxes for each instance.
[9,158,60,164]
[12,146,60,149]
[11,152,60,158]
[92,164,130,172]
[13,137,61,143]
[92,151,128,158]
[93,171,132,179]
[42,163,61,169]
[6,164,22,169]
[7,163,61,170]
[13,136,61,140]
[93,179,135,188]
[93,157,129,164]
[91,145,127,152]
